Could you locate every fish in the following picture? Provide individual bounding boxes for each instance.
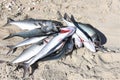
[58,12,101,47]
[63,13,101,47]
[12,41,47,64]
[6,36,47,54]
[3,18,63,30]
[57,11,96,52]
[72,33,83,48]
[11,35,55,64]
[40,36,74,61]
[22,26,75,69]
[17,27,75,77]
[18,40,65,78]
[71,15,96,52]
[11,32,67,64]
[3,26,59,40]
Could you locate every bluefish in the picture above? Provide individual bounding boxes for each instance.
[3,18,63,30]
[3,26,59,40]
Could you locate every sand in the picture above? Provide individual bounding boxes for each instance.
[0,0,120,80]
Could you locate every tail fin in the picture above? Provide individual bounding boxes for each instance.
[57,11,63,21]
[2,18,14,27]
[70,15,76,23]
[13,63,30,78]
[3,33,14,40]
[64,13,71,22]
[22,63,30,78]
[6,45,17,55]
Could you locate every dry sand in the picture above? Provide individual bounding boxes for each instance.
[0,0,120,80]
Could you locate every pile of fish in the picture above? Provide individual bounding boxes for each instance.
[2,12,104,77]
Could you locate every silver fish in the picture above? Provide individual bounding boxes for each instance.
[7,36,47,54]
[3,18,62,30]
[3,26,59,40]
[12,41,47,64]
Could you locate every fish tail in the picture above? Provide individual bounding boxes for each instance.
[3,33,14,40]
[22,63,30,78]
[70,15,76,23]
[13,63,30,78]
[2,18,14,27]
[6,45,17,55]
[64,13,71,22]
[57,11,63,21]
